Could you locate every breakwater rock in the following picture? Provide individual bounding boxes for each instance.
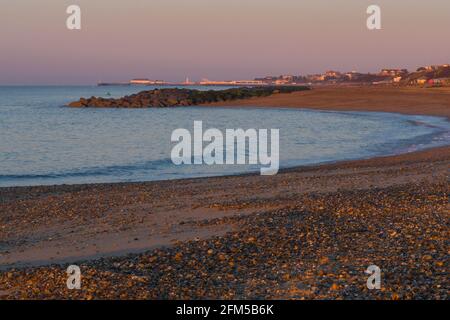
[68,86,310,108]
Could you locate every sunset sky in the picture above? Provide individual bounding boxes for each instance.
[1,0,449,85]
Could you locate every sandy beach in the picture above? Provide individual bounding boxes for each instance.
[0,86,449,299]
[206,86,450,118]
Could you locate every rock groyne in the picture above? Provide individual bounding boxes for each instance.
[68,86,310,108]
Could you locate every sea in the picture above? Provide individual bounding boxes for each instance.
[0,85,449,187]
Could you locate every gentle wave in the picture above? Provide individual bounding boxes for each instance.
[0,158,174,181]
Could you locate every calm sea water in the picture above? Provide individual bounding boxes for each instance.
[0,86,449,187]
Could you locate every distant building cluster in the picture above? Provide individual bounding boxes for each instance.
[198,79,266,86]
[255,69,408,85]
[254,64,450,87]
[405,64,450,86]
[129,79,167,85]
[99,64,450,87]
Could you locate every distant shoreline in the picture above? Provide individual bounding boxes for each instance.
[203,85,450,119]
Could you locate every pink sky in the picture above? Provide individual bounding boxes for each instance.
[1,0,449,84]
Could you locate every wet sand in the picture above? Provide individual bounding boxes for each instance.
[0,86,449,299]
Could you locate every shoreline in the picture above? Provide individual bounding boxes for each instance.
[0,145,450,262]
[1,102,449,189]
[1,86,449,299]
[1,141,448,192]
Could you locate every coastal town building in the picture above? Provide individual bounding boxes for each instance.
[325,71,341,78]
[280,75,295,81]
[130,79,152,85]
[428,78,450,85]
[199,79,265,86]
[417,65,443,72]
[344,72,361,80]
[379,69,408,77]
[273,79,291,85]
[416,77,428,85]
[130,79,166,85]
